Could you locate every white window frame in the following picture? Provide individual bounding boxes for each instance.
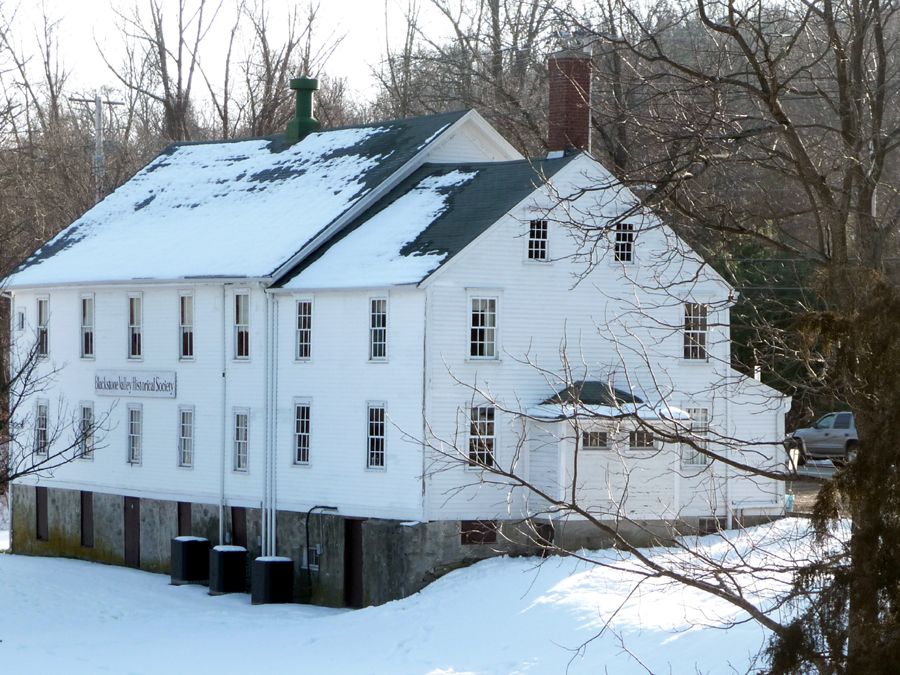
[79,402,95,460]
[526,219,549,261]
[628,428,656,451]
[581,430,609,450]
[468,295,499,360]
[366,402,386,469]
[682,407,710,466]
[127,293,142,360]
[127,404,142,465]
[613,222,635,263]
[36,296,49,358]
[467,405,496,468]
[293,399,311,465]
[179,292,194,360]
[233,408,249,471]
[368,297,388,362]
[34,399,49,457]
[234,291,250,360]
[80,294,94,359]
[15,308,25,332]
[178,406,195,468]
[295,299,313,361]
[683,302,708,361]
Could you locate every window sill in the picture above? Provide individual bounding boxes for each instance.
[365,465,386,472]
[80,355,95,361]
[466,356,501,364]
[177,463,194,470]
[179,357,195,362]
[293,461,311,467]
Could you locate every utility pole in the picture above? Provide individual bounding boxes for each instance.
[71,93,124,203]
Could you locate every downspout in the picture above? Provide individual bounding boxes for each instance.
[219,284,228,545]
[725,370,733,530]
[261,285,272,556]
[420,287,429,522]
[270,290,279,555]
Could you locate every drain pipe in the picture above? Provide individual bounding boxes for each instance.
[306,505,338,592]
[219,284,229,545]
[269,290,280,556]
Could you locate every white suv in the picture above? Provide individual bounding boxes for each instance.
[789,412,858,464]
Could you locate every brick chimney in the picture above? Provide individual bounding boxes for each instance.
[548,47,592,153]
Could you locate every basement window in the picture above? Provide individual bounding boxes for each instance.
[460,520,497,545]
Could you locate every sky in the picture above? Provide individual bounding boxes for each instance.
[8,0,449,102]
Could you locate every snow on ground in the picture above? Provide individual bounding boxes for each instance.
[0,519,818,674]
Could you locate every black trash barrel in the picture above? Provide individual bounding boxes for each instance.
[251,556,294,605]
[209,545,248,595]
[170,536,210,585]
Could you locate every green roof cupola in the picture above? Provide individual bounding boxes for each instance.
[285,76,320,144]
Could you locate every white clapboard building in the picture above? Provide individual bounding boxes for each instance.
[4,59,789,606]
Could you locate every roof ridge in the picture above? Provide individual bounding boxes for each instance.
[161,109,472,151]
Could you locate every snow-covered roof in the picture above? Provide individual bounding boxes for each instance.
[528,380,690,421]
[280,156,578,289]
[7,111,468,287]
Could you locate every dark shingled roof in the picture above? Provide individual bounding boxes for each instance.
[542,381,644,407]
[278,153,579,287]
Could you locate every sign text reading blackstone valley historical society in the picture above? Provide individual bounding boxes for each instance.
[95,370,177,398]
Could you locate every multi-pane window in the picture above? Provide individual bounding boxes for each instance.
[36,297,49,357]
[128,294,142,359]
[468,405,495,467]
[16,309,25,331]
[294,403,311,464]
[127,405,142,464]
[179,294,194,359]
[367,404,385,468]
[233,411,248,471]
[469,297,497,358]
[234,293,249,359]
[179,407,194,467]
[614,222,635,262]
[527,219,548,261]
[629,429,655,450]
[34,401,49,456]
[682,407,709,466]
[80,296,94,358]
[582,430,609,449]
[80,404,94,460]
[683,303,708,360]
[369,298,387,361]
[296,300,312,360]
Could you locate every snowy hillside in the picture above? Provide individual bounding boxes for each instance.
[0,520,817,674]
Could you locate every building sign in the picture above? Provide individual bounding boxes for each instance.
[95,370,177,398]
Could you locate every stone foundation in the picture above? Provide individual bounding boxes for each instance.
[10,483,778,607]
